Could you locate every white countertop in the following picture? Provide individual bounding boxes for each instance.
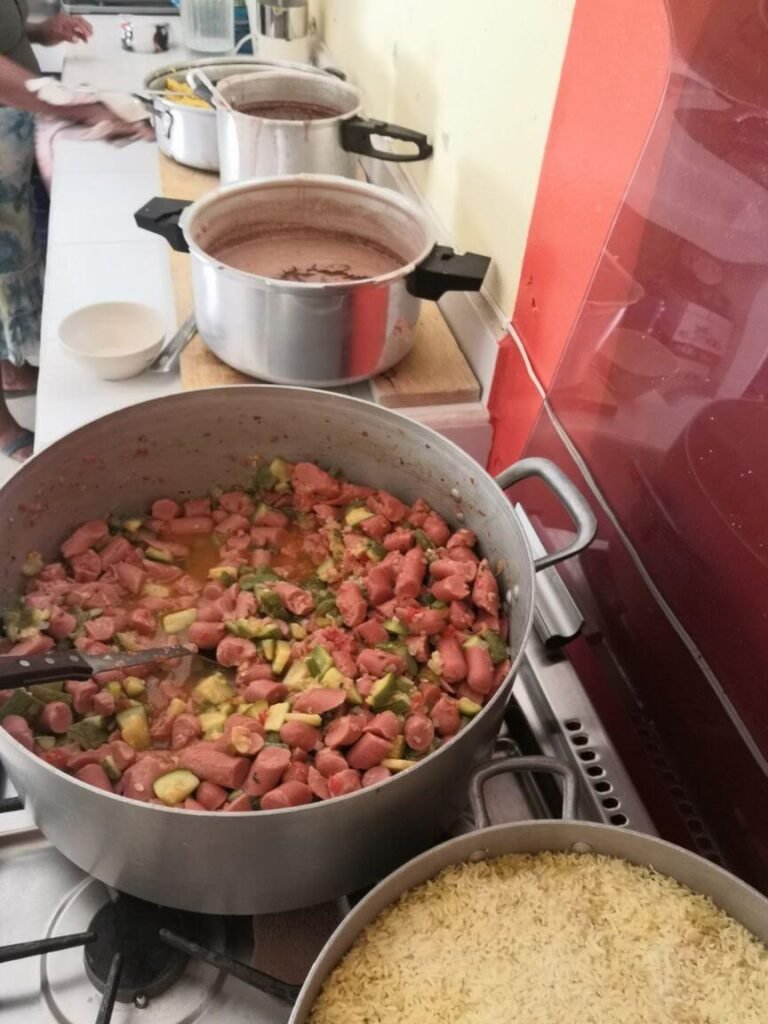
[35,16,492,462]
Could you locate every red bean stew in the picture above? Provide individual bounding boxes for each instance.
[0,460,509,811]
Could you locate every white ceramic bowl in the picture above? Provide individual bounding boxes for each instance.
[59,302,166,380]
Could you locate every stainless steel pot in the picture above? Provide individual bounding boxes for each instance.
[216,69,432,184]
[135,175,490,386]
[144,57,332,171]
[290,757,768,1021]
[0,387,596,914]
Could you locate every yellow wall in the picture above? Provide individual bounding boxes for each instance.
[310,0,575,314]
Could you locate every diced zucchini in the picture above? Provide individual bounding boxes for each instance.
[307,645,334,678]
[283,659,312,691]
[245,700,268,718]
[163,609,197,635]
[145,546,174,564]
[290,623,307,641]
[387,693,412,715]
[366,673,397,711]
[261,638,276,661]
[314,596,339,619]
[382,617,409,636]
[21,551,44,577]
[272,640,292,675]
[256,590,288,619]
[413,529,434,551]
[34,735,56,750]
[252,464,277,492]
[285,712,322,727]
[142,582,170,598]
[198,708,229,736]
[68,715,108,751]
[0,689,43,723]
[269,457,291,485]
[227,787,245,802]
[483,630,508,665]
[264,701,290,733]
[320,666,344,688]
[345,506,374,527]
[153,769,200,807]
[462,634,487,650]
[192,672,235,706]
[364,540,386,562]
[458,697,483,718]
[430,599,448,609]
[122,517,143,533]
[427,651,443,675]
[123,676,146,698]
[316,558,339,584]
[167,697,187,718]
[381,758,413,773]
[101,755,121,781]
[239,568,279,590]
[116,705,150,751]
[388,735,405,760]
[28,684,72,706]
[115,631,142,653]
[342,680,363,705]
[106,681,124,698]
[1,607,21,642]
[208,566,239,584]
[395,676,416,693]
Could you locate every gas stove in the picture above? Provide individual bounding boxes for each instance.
[0,544,655,1024]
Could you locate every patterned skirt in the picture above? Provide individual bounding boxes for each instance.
[0,107,44,367]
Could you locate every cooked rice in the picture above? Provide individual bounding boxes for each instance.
[308,852,768,1024]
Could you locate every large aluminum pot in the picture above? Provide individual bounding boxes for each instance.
[290,757,768,1021]
[0,387,595,915]
[216,69,433,185]
[144,57,332,171]
[135,176,490,386]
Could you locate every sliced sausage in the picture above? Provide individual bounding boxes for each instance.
[70,549,102,583]
[100,536,134,568]
[383,527,414,552]
[38,701,72,735]
[356,618,388,646]
[9,634,54,656]
[336,581,367,628]
[421,511,451,547]
[65,680,99,715]
[449,600,475,629]
[243,678,287,705]
[75,763,113,793]
[472,561,500,615]
[291,462,341,510]
[404,714,435,752]
[219,491,254,516]
[2,714,33,750]
[324,714,365,749]
[251,526,287,548]
[356,647,406,677]
[177,745,250,789]
[224,716,265,757]
[365,565,395,607]
[367,490,408,523]
[364,711,400,740]
[327,768,362,798]
[253,506,288,527]
[171,713,202,751]
[292,689,346,715]
[184,498,211,518]
[196,781,228,810]
[122,755,174,802]
[92,691,116,717]
[430,558,477,582]
[188,621,226,649]
[164,516,214,537]
[48,608,77,640]
[114,561,146,596]
[466,644,494,695]
[447,528,477,550]
[215,636,257,667]
[223,793,253,813]
[84,615,117,643]
[129,607,156,636]
[431,696,461,737]
[273,582,314,616]
[109,740,136,771]
[362,765,392,788]
[431,575,470,602]
[184,798,206,811]
[394,547,426,600]
[308,765,330,800]
[438,636,468,683]
[61,520,109,560]
[279,720,320,753]
[283,760,310,784]
[216,513,251,538]
[314,747,349,777]
[246,746,292,796]
[346,732,392,771]
[261,780,313,810]
[152,498,181,521]
[359,514,390,541]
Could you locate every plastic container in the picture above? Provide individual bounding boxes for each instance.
[181,0,235,54]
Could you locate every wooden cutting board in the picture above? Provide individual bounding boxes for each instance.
[157,153,480,405]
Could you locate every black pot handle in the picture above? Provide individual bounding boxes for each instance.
[406,244,490,301]
[134,197,192,253]
[340,116,433,162]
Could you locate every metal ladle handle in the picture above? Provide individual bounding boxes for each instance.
[469,755,580,828]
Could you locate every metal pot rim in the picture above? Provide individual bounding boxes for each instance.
[180,174,437,292]
[218,69,363,126]
[0,385,534,822]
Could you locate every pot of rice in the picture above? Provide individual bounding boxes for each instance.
[288,758,768,1024]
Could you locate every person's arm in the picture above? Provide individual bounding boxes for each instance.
[26,14,93,47]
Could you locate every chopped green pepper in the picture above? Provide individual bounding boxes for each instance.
[256,589,288,620]
[307,645,334,678]
[28,684,71,706]
[67,715,109,750]
[382,617,409,636]
[0,689,43,723]
[239,567,279,590]
[482,630,508,665]
[413,529,435,551]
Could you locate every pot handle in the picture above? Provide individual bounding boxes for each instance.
[406,244,491,300]
[340,115,433,162]
[496,457,597,572]
[469,755,579,828]
[134,197,191,253]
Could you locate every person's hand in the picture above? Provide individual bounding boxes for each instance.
[33,14,93,46]
[70,102,154,141]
